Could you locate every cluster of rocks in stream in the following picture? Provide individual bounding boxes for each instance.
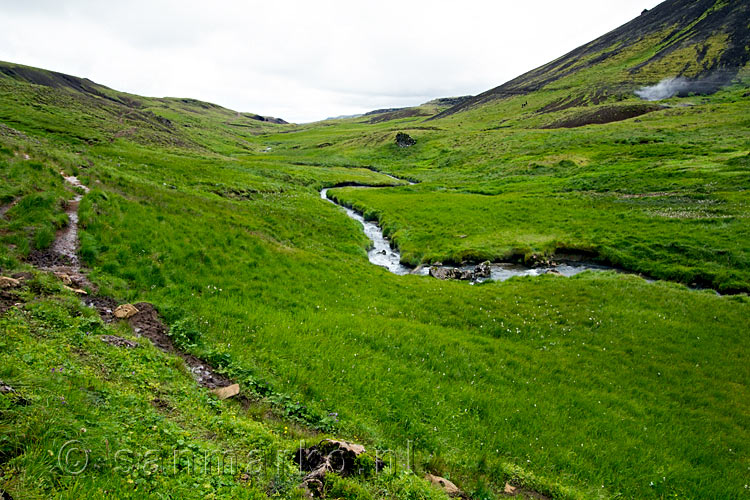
[429,260,491,281]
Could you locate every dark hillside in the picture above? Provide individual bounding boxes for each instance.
[434,0,750,118]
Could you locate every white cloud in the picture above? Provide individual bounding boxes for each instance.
[0,0,662,122]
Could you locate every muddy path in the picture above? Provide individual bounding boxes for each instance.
[24,173,94,293]
[25,173,236,392]
[52,173,88,266]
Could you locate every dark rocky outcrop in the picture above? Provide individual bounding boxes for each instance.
[369,108,431,124]
[364,107,405,116]
[295,439,381,496]
[424,96,473,107]
[247,113,289,124]
[395,132,416,147]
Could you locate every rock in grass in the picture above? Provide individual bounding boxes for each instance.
[211,383,240,400]
[425,473,463,497]
[54,272,73,285]
[0,277,21,289]
[0,380,16,394]
[321,439,366,457]
[395,132,416,147]
[114,303,139,319]
[295,439,371,485]
[64,285,88,295]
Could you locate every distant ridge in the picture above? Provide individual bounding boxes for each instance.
[0,60,289,125]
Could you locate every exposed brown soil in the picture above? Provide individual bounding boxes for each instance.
[26,250,72,268]
[540,104,663,129]
[368,108,431,124]
[127,302,232,389]
[82,295,234,389]
[25,174,96,295]
[0,290,20,316]
[501,482,551,499]
[82,295,119,322]
[24,172,235,393]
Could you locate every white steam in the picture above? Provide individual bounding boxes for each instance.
[635,71,734,101]
[635,77,692,101]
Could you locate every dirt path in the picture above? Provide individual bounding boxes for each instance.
[53,172,88,266]
[26,173,94,293]
[26,172,235,391]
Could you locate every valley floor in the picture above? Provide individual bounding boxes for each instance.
[1,67,749,500]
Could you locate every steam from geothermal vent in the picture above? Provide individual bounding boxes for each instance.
[635,77,693,100]
[635,71,736,101]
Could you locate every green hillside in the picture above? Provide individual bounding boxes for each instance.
[1,1,749,499]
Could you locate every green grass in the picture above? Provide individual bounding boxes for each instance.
[1,56,749,500]
[1,274,447,499]
[0,143,71,265]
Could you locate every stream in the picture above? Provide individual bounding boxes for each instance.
[321,184,614,282]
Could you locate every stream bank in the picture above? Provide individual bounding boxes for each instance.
[321,182,616,283]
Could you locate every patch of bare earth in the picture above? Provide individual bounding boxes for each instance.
[541,104,663,129]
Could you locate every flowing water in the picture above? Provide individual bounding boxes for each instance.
[321,185,613,282]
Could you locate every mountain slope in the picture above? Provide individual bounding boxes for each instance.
[434,0,750,118]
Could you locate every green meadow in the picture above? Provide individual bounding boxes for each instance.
[1,51,750,500]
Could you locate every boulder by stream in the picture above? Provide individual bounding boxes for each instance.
[429,261,491,281]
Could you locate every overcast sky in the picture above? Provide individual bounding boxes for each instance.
[0,1,662,123]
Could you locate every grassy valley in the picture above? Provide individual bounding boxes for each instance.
[1,1,749,499]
